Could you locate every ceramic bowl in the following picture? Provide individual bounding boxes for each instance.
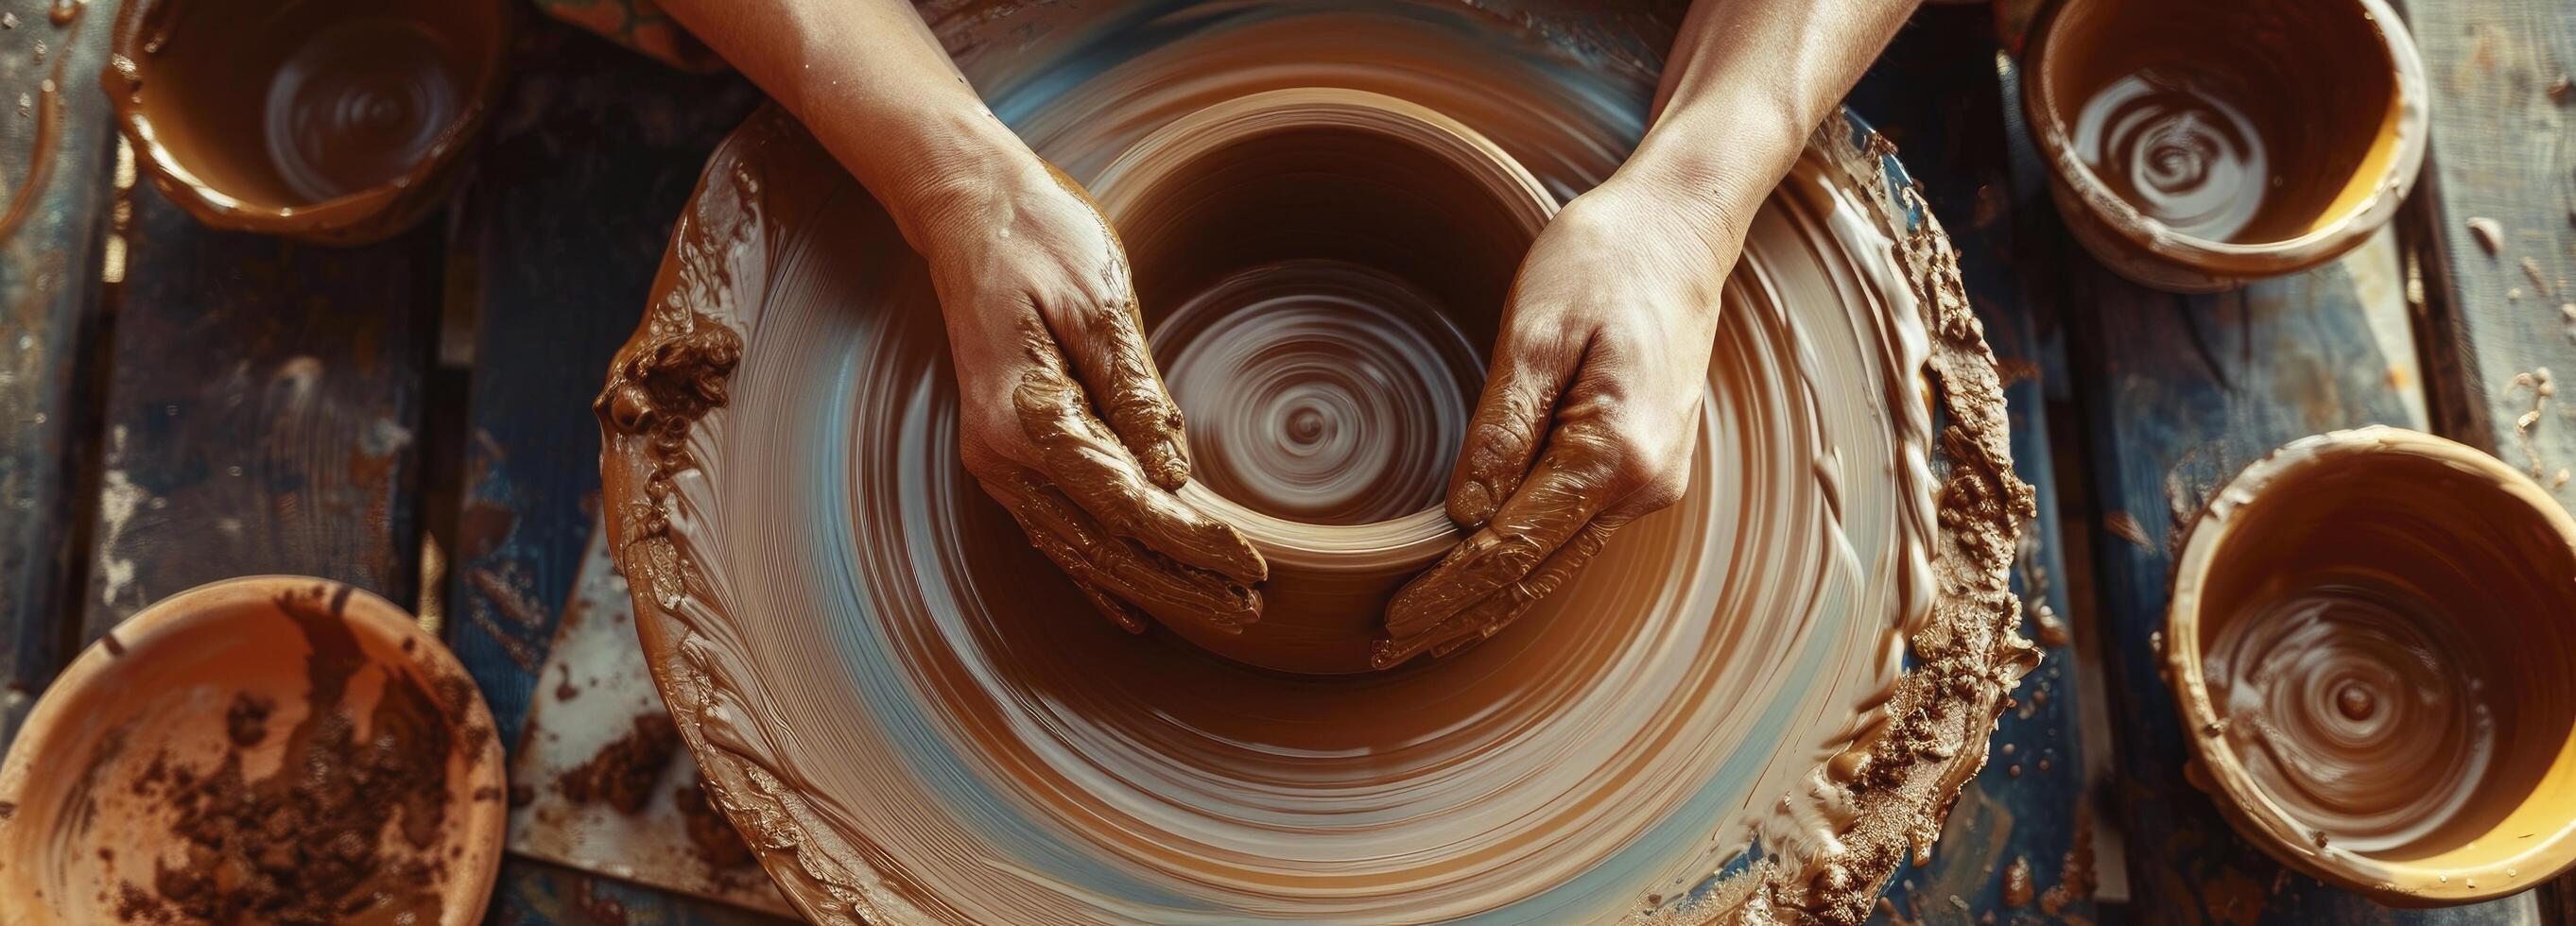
[2168,426,2576,904]
[104,0,510,244]
[0,576,506,924]
[2022,0,2428,292]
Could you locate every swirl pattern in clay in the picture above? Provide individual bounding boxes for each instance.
[2071,72,2267,242]
[2205,576,2498,854]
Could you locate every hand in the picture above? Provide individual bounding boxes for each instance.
[913,156,1268,635]
[1377,173,1747,666]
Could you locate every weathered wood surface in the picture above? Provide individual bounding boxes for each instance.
[80,189,439,641]
[2400,2,2576,917]
[0,0,117,748]
[2003,15,2541,917]
[490,856,788,926]
[1851,6,2099,921]
[444,20,776,922]
[2405,0,2576,489]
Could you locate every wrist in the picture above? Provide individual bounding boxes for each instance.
[800,79,1043,248]
[1617,93,1809,248]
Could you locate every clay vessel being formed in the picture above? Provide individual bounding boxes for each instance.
[103,0,510,245]
[1091,88,1554,675]
[2167,426,2576,905]
[2023,0,2428,292]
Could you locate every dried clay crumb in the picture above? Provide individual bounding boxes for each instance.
[558,712,682,815]
[2467,217,2504,255]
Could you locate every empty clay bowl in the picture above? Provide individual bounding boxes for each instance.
[104,0,510,244]
[2167,426,2576,904]
[1090,88,1554,675]
[0,575,506,924]
[2023,0,2427,292]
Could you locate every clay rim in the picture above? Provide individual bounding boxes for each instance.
[2019,0,2430,280]
[2164,426,2576,904]
[595,106,2036,925]
[100,0,514,243]
[1093,87,1557,571]
[0,574,509,926]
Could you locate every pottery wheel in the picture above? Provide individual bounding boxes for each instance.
[597,3,2031,922]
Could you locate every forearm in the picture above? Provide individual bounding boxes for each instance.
[1625,0,1919,236]
[656,0,1034,243]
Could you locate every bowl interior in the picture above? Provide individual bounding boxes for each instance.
[2033,0,2406,248]
[1111,90,1547,532]
[2182,437,2576,875]
[126,0,504,209]
[0,578,504,925]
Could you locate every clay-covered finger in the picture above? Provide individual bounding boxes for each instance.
[1013,364,1269,585]
[1373,517,1627,667]
[1031,163,1194,490]
[978,471,1261,634]
[1046,295,1193,491]
[1388,431,1623,638]
[1445,346,1572,528]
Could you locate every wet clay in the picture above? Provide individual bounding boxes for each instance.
[2170,427,2576,900]
[2204,576,2499,854]
[2039,0,2398,244]
[597,3,2031,923]
[103,0,506,243]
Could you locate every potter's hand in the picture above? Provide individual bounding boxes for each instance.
[925,160,1268,634]
[1378,173,1743,666]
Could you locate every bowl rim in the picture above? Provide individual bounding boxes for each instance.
[2020,0,2430,280]
[1090,86,1557,570]
[0,574,507,926]
[2165,425,2576,904]
[101,0,515,244]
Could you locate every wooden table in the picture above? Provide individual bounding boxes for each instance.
[1,1,2567,922]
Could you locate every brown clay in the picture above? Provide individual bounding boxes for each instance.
[102,0,510,244]
[2169,427,2576,904]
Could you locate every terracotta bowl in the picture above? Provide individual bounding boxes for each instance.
[1091,87,1554,675]
[104,0,510,244]
[2023,0,2428,292]
[0,576,506,925]
[2168,427,2576,904]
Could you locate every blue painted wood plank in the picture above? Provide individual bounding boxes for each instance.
[0,0,118,748]
[443,18,764,922]
[1850,6,2098,921]
[444,22,756,756]
[81,187,440,642]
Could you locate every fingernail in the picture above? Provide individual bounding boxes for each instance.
[1449,480,1496,526]
[1143,434,1189,489]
